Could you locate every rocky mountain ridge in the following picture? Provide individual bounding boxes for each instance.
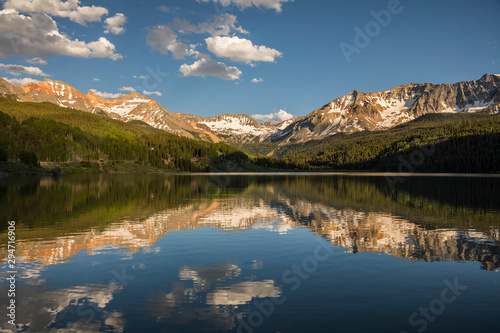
[1,74,499,147]
[173,112,292,144]
[268,74,500,143]
[0,78,216,141]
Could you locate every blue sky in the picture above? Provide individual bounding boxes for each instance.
[0,0,499,122]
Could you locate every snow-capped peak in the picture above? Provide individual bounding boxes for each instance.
[266,74,500,144]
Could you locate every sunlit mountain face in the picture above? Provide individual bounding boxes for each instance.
[1,175,499,332]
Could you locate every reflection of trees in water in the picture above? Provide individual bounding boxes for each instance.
[0,174,248,233]
[0,174,499,331]
[0,174,499,271]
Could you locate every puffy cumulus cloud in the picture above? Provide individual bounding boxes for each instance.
[3,0,108,26]
[251,109,293,124]
[0,63,49,76]
[118,86,136,92]
[132,75,146,79]
[25,57,47,65]
[89,89,122,99]
[92,77,100,81]
[142,90,162,97]
[3,77,40,85]
[146,25,190,59]
[179,53,241,80]
[104,13,126,35]
[196,0,293,12]
[0,10,122,60]
[205,36,282,64]
[87,37,122,60]
[251,78,263,83]
[172,13,248,36]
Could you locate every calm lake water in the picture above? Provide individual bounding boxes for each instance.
[1,174,499,333]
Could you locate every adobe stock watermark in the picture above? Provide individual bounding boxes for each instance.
[401,277,467,333]
[385,143,436,191]
[133,65,170,95]
[340,0,405,64]
[237,238,335,333]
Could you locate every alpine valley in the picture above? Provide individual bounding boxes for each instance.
[1,74,500,173]
[2,74,500,145]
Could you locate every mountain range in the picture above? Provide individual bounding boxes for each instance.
[1,74,499,147]
[268,74,500,143]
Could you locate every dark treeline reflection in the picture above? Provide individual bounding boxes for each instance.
[0,174,248,231]
[1,174,499,269]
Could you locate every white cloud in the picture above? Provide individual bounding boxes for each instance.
[142,90,162,97]
[206,36,282,64]
[92,77,100,81]
[0,10,122,60]
[132,75,146,79]
[89,89,123,99]
[0,63,49,76]
[206,280,281,306]
[25,57,47,65]
[172,13,248,36]
[251,109,293,124]
[104,13,126,35]
[197,0,293,12]
[3,0,109,26]
[86,37,122,60]
[146,25,190,58]
[3,77,40,85]
[251,78,263,83]
[118,86,136,92]
[158,5,179,13]
[179,53,241,80]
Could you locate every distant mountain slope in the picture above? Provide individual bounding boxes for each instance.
[0,78,216,142]
[268,74,500,144]
[1,74,499,149]
[174,112,294,144]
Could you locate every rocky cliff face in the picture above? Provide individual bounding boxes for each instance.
[0,78,217,141]
[268,74,500,143]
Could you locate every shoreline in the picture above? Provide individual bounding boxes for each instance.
[2,161,499,178]
[2,170,500,179]
[172,172,500,178]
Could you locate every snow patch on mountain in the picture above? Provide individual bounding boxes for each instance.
[103,98,152,117]
[199,116,273,137]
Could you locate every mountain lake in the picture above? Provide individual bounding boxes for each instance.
[1,173,499,333]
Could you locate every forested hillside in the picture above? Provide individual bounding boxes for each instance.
[0,98,248,172]
[258,112,500,173]
[1,97,499,174]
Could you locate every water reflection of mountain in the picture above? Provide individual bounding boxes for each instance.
[1,174,499,271]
